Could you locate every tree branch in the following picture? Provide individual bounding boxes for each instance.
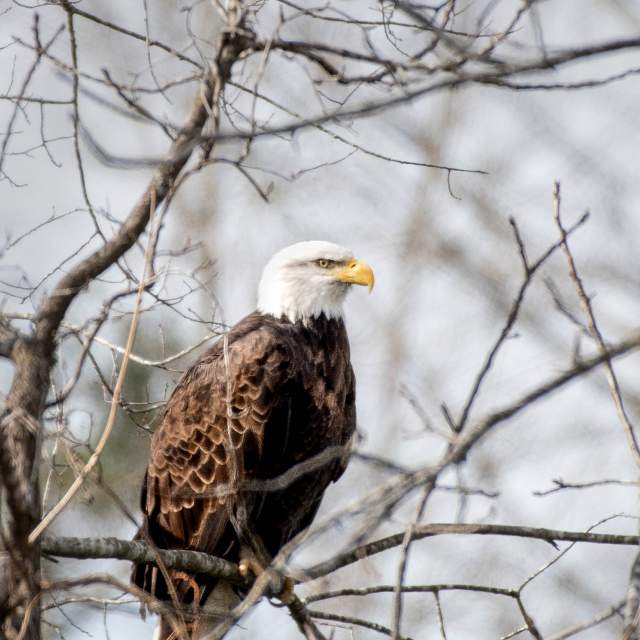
[41,536,245,584]
[39,523,640,585]
[305,523,640,580]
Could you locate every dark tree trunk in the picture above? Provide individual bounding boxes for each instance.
[0,338,52,639]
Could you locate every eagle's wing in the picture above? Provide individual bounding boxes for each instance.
[143,322,294,556]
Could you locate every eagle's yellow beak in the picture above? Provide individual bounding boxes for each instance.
[335,259,374,292]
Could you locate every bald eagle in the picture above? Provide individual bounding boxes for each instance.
[132,241,373,638]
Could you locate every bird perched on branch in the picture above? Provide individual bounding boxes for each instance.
[131,241,374,639]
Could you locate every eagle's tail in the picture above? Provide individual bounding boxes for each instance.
[131,527,240,639]
[130,526,173,602]
[153,581,240,640]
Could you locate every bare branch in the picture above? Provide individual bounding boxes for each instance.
[59,4,202,67]
[303,583,518,604]
[534,478,639,497]
[624,553,640,640]
[306,522,640,580]
[40,536,244,584]
[309,610,414,640]
[455,213,588,433]
[0,17,64,185]
[554,181,640,467]
[548,601,625,640]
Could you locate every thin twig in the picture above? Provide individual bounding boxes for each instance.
[534,478,639,496]
[310,610,414,640]
[547,601,625,640]
[553,181,640,467]
[28,192,158,544]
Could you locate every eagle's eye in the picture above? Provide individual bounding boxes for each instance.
[317,259,331,268]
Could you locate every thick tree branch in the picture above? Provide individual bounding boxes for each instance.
[305,523,640,580]
[39,523,640,583]
[41,536,246,584]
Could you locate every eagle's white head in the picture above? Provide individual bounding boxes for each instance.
[257,240,374,323]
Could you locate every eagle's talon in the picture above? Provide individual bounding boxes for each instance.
[173,570,201,602]
[239,557,264,579]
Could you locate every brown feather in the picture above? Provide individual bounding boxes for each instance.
[132,311,355,613]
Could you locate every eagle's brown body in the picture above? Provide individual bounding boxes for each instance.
[132,311,355,619]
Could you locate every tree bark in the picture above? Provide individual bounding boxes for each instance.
[0,338,51,639]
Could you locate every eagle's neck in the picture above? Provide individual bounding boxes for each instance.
[257,278,346,324]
